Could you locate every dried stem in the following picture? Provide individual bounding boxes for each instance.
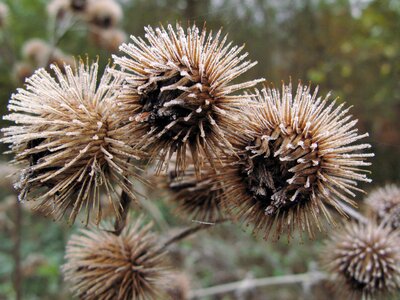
[189,271,328,299]
[13,199,22,300]
[113,190,131,235]
[158,218,230,253]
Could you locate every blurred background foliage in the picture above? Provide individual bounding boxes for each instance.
[0,0,399,299]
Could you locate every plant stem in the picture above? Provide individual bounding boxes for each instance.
[158,218,229,252]
[189,271,328,299]
[13,199,22,300]
[113,190,130,235]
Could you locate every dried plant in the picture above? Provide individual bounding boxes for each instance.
[112,23,264,174]
[164,164,225,223]
[86,0,122,29]
[1,60,144,224]
[21,38,74,70]
[322,221,400,299]
[219,83,373,240]
[89,27,127,53]
[165,272,191,300]
[365,184,400,229]
[62,216,170,300]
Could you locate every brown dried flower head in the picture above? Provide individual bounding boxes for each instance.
[112,23,264,174]
[165,272,191,300]
[1,60,143,224]
[62,216,170,300]
[164,164,225,222]
[322,221,400,299]
[69,0,87,12]
[219,83,373,240]
[365,184,400,229]
[12,62,34,84]
[86,0,122,29]
[21,38,73,70]
[89,28,127,53]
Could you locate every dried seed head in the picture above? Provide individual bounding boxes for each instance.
[365,184,400,229]
[69,0,87,12]
[47,0,69,19]
[86,0,122,29]
[164,164,225,222]
[1,61,143,224]
[322,222,400,299]
[165,272,191,300]
[89,28,127,52]
[219,83,373,240]
[21,38,73,70]
[0,2,9,28]
[12,62,34,84]
[62,217,170,300]
[112,23,264,174]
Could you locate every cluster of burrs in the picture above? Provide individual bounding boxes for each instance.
[1,23,386,299]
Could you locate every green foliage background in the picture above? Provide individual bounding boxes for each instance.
[0,0,399,299]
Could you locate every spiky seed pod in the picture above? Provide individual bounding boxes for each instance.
[112,23,264,174]
[164,164,225,222]
[165,272,191,300]
[62,217,170,300]
[322,221,400,299]
[365,184,400,229]
[86,0,122,29]
[1,61,144,224]
[219,83,373,240]
[0,2,9,28]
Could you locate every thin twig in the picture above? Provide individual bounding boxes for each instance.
[113,190,131,235]
[157,218,230,253]
[13,199,22,300]
[189,271,328,299]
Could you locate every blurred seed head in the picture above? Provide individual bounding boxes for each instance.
[63,216,170,300]
[219,83,373,240]
[165,272,191,300]
[47,0,69,20]
[21,38,73,70]
[11,62,34,85]
[1,60,143,224]
[365,184,400,229]
[322,221,400,299]
[112,23,264,174]
[89,27,127,52]
[86,0,122,29]
[164,164,225,222]
[21,39,51,67]
[69,0,87,12]
[0,2,9,28]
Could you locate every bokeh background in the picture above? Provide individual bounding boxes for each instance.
[0,0,399,299]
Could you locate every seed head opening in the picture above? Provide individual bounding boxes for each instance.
[112,23,264,174]
[86,0,122,29]
[322,222,400,299]
[1,61,143,224]
[219,83,373,240]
